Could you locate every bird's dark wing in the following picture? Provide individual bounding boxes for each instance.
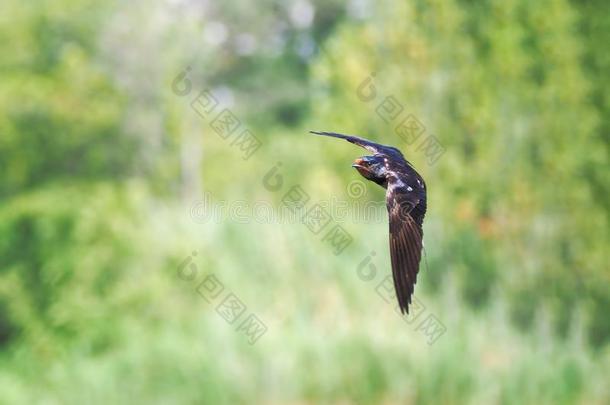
[386,181,424,314]
[310,130,401,156]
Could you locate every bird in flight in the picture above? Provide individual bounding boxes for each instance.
[311,130,427,314]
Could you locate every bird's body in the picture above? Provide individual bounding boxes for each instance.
[311,131,427,314]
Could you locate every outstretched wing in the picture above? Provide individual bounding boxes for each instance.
[310,130,401,156]
[386,180,424,314]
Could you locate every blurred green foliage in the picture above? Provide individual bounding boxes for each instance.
[0,0,608,404]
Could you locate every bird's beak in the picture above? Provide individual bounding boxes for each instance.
[352,158,365,168]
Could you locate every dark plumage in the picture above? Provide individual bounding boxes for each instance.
[311,130,427,314]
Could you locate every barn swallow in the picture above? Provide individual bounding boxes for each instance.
[310,130,427,314]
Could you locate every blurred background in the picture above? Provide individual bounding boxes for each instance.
[1,0,609,403]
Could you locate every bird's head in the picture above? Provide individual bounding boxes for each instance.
[352,155,387,184]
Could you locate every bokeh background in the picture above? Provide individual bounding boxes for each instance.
[1,0,609,403]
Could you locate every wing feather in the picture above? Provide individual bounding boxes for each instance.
[310,131,402,156]
[387,184,424,314]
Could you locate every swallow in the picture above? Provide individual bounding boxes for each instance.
[310,130,427,314]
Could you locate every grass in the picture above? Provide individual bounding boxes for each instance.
[0,195,608,404]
